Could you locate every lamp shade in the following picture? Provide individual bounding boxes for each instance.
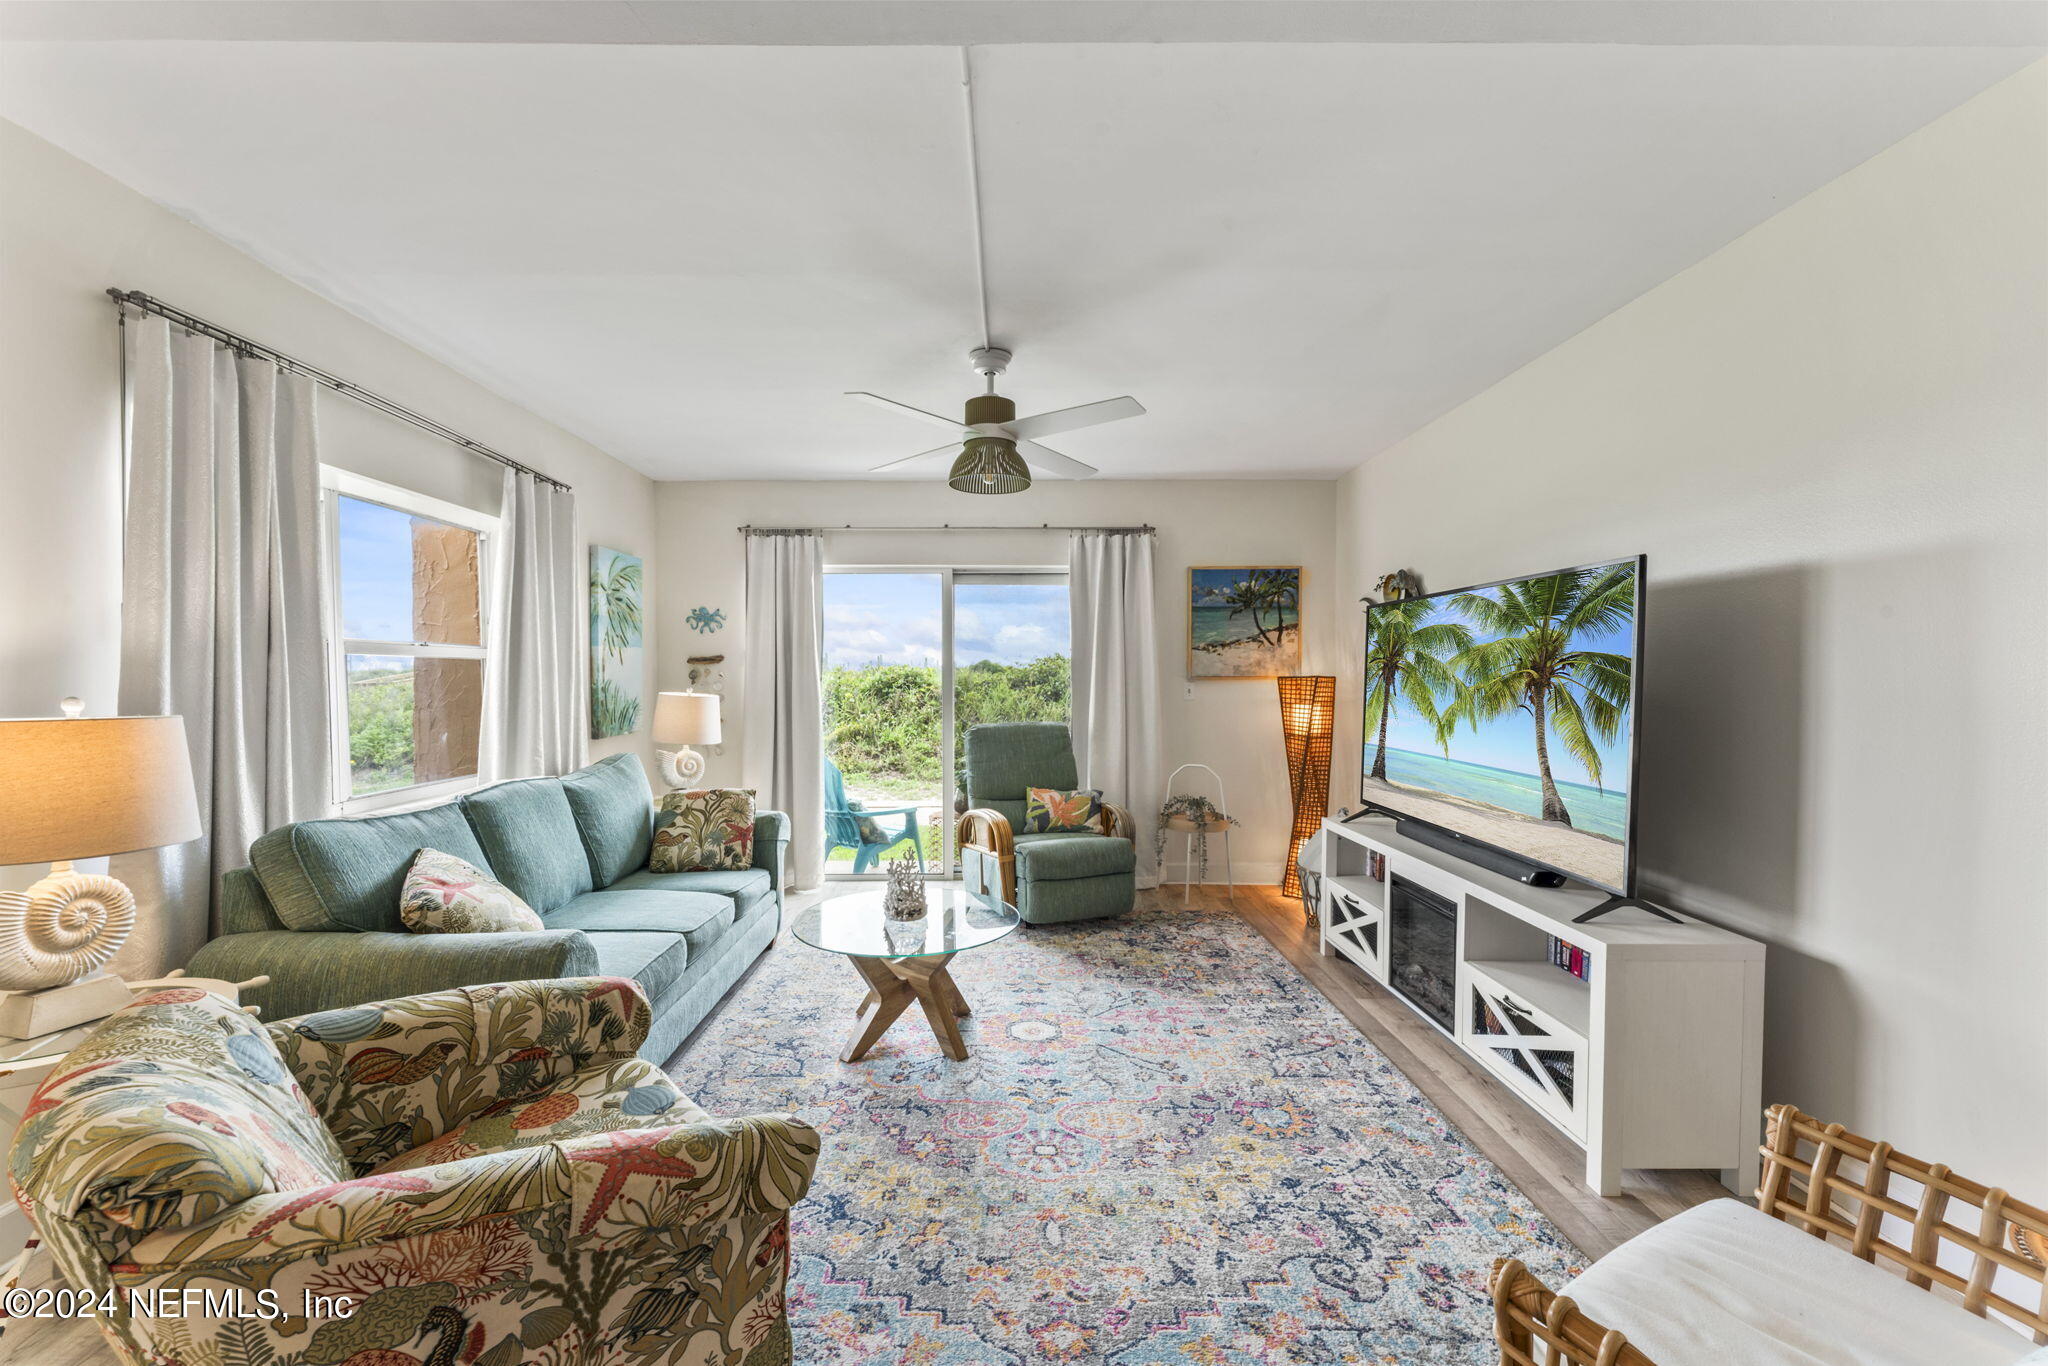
[947,438,1032,495]
[0,715,202,865]
[652,691,722,746]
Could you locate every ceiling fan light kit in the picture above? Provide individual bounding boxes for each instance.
[948,437,1032,495]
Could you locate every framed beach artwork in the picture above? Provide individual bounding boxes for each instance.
[1188,566,1303,679]
[589,545,644,738]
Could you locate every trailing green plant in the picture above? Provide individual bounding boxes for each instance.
[1154,793,1238,884]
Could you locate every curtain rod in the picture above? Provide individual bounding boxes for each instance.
[108,289,572,493]
[740,523,1155,535]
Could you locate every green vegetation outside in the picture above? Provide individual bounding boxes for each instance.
[825,655,1069,799]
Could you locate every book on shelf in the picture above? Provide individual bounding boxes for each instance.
[1546,935,1592,983]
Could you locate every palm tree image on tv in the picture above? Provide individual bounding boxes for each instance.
[1361,560,1639,891]
[1443,565,1635,828]
[1362,598,1471,782]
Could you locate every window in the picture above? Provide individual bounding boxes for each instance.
[320,468,498,813]
[822,567,1069,876]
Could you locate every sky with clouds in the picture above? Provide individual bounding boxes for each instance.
[823,572,1068,669]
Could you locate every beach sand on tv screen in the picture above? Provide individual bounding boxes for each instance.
[1361,776,1626,891]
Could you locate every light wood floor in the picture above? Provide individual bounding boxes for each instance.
[12,884,1722,1363]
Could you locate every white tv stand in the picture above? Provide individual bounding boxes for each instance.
[1317,815,1765,1197]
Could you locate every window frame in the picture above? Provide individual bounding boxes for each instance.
[822,563,1068,878]
[319,466,500,816]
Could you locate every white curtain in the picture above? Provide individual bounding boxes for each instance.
[1069,530,1165,888]
[741,530,824,890]
[482,467,583,781]
[116,314,332,971]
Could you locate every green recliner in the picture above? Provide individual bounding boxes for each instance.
[958,722,1137,925]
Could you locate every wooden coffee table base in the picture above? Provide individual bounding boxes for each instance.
[842,953,973,1062]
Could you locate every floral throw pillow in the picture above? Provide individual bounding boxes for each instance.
[652,788,757,872]
[844,797,887,845]
[1022,786,1106,835]
[399,848,544,935]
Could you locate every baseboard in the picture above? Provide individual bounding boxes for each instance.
[1158,860,1284,887]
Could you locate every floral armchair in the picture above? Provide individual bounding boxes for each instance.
[8,977,819,1366]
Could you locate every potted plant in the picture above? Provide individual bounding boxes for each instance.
[1155,793,1238,886]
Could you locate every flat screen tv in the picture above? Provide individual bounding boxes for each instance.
[1360,556,1644,896]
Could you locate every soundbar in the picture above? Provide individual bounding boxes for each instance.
[1394,818,1567,888]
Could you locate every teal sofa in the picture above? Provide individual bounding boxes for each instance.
[187,754,786,1062]
[958,722,1137,925]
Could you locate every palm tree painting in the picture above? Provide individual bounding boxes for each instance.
[1442,565,1635,827]
[1362,598,1471,781]
[1189,566,1304,678]
[590,546,644,738]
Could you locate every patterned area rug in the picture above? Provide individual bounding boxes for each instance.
[671,901,1582,1364]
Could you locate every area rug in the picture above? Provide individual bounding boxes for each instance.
[671,901,1583,1364]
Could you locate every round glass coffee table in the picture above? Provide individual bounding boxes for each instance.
[791,886,1019,1062]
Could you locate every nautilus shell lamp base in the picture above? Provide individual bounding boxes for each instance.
[657,746,707,790]
[0,860,141,1038]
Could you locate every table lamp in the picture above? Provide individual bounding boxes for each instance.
[652,690,721,789]
[0,700,201,1035]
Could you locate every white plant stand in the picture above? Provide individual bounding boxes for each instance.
[1318,814,1765,1197]
[1163,763,1234,905]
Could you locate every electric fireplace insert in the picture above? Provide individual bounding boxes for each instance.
[1388,875,1457,1033]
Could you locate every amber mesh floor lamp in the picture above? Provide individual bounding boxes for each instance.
[1278,676,1335,899]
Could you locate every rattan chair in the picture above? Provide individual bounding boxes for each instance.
[1490,1103,2048,1365]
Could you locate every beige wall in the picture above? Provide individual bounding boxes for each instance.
[1333,64,2048,1186]
[0,119,660,972]
[653,480,1338,884]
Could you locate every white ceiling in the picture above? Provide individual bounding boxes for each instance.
[1,16,2039,480]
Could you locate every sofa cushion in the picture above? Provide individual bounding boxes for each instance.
[610,867,772,905]
[1564,1199,2029,1366]
[462,777,595,912]
[1014,832,1136,881]
[548,889,738,961]
[560,754,655,888]
[250,804,494,933]
[399,848,545,935]
[966,722,1079,833]
[9,989,349,1237]
[584,931,692,1006]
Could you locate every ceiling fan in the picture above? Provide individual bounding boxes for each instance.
[849,346,1145,494]
[846,48,1145,494]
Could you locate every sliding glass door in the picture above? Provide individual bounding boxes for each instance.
[822,568,1069,878]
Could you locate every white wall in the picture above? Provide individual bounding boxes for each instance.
[654,480,1338,884]
[1333,64,2048,1186]
[0,119,661,974]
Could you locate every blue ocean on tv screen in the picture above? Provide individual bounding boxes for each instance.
[1374,746,1630,841]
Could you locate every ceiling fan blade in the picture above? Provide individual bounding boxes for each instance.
[1007,396,1145,442]
[1018,441,1098,480]
[846,391,972,435]
[869,442,960,474]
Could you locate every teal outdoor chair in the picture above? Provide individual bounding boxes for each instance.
[958,722,1136,925]
[825,756,926,873]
